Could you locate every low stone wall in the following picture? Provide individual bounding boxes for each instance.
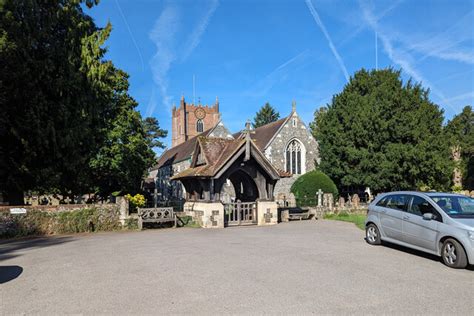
[0,199,131,238]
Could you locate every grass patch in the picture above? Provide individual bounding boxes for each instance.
[323,212,366,230]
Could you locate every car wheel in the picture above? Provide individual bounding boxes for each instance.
[366,223,381,245]
[441,238,468,269]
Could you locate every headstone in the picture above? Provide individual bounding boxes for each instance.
[352,194,360,209]
[338,197,345,209]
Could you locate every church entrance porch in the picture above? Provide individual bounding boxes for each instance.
[173,122,286,228]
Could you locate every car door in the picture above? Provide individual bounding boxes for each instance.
[402,195,441,252]
[379,194,408,241]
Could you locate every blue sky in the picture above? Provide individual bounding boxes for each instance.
[89,0,474,152]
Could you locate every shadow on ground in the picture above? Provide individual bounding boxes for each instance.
[0,265,23,284]
[0,236,75,261]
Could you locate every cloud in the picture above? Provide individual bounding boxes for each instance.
[305,0,349,82]
[148,2,219,116]
[245,50,311,97]
[358,0,456,113]
[410,10,474,64]
[181,0,219,62]
[445,92,474,103]
[148,5,180,116]
[338,0,404,47]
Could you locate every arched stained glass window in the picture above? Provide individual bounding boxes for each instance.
[285,139,303,174]
[196,119,204,133]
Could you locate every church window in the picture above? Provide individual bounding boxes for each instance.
[285,139,304,175]
[292,117,297,127]
[197,119,204,133]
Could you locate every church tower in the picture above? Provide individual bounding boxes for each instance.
[171,96,221,147]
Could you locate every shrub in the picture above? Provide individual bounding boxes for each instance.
[126,193,146,212]
[291,170,338,206]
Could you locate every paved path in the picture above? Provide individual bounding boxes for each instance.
[1,220,473,314]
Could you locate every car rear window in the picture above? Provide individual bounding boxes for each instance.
[384,194,409,211]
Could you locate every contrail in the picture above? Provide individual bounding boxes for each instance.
[115,0,145,71]
[305,0,350,82]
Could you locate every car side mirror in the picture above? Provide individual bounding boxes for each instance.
[423,213,434,220]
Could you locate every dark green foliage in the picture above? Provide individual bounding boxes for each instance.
[0,207,122,238]
[445,106,474,189]
[0,1,167,203]
[291,170,338,205]
[311,68,452,193]
[143,117,168,149]
[252,102,280,128]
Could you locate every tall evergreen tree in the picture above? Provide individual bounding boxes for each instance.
[445,106,474,190]
[252,102,280,128]
[311,68,452,193]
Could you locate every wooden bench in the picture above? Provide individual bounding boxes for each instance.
[137,207,177,230]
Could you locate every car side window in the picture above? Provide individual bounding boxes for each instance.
[385,194,408,211]
[409,196,442,222]
[376,196,388,207]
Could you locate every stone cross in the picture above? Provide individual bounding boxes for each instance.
[317,189,323,207]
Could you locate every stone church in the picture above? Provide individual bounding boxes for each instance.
[148,96,320,211]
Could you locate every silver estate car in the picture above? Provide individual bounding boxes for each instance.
[365,191,474,268]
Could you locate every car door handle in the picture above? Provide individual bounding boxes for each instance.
[403,216,410,220]
[381,210,387,214]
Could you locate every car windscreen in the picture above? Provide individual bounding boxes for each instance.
[429,196,474,218]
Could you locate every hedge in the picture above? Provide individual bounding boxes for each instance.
[291,170,338,206]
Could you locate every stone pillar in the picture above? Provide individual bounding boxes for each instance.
[116,196,129,226]
[256,200,278,226]
[184,201,224,228]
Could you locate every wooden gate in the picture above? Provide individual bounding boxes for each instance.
[224,201,257,226]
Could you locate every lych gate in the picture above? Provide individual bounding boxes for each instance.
[172,122,286,228]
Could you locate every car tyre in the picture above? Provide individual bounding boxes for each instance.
[366,223,381,245]
[441,238,468,269]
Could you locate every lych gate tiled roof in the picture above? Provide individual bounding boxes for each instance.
[152,128,214,170]
[234,117,288,150]
[171,136,290,180]
[172,138,245,178]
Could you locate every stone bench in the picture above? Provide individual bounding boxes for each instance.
[137,207,177,230]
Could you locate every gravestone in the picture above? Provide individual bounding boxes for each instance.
[352,194,360,209]
[338,197,345,209]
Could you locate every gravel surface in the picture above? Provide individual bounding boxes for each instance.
[1,220,473,315]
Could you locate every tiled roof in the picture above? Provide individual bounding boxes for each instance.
[152,128,213,170]
[234,117,288,150]
[171,138,245,179]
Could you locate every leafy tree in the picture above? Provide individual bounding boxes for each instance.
[89,70,160,197]
[311,68,451,193]
[252,102,280,128]
[445,106,474,190]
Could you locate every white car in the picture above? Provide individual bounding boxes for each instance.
[365,191,474,269]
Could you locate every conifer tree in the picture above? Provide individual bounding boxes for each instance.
[311,68,451,192]
[252,102,280,128]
